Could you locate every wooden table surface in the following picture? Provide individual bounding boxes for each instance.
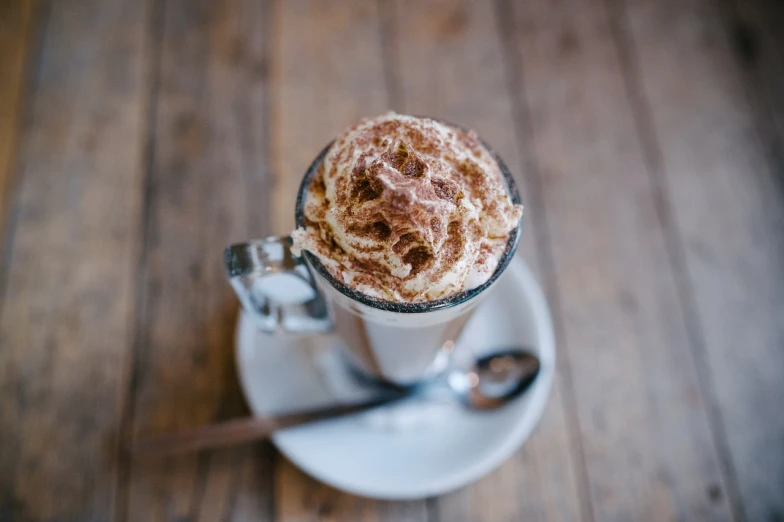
[1,0,783,521]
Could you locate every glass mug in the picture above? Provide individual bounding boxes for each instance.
[225,141,522,386]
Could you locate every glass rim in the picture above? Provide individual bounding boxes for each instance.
[294,122,523,314]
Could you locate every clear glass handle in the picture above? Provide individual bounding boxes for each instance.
[224,236,332,333]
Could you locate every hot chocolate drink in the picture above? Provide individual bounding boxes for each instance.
[292,112,522,303]
[226,112,524,385]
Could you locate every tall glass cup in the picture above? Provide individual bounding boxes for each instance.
[225,140,522,387]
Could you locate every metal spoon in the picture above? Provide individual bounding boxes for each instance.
[447,350,541,410]
[352,349,541,410]
[132,349,540,456]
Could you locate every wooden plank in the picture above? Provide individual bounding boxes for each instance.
[268,0,390,234]
[277,458,427,522]
[0,0,37,241]
[616,0,784,519]
[0,0,150,520]
[503,0,740,520]
[386,0,585,520]
[123,0,274,520]
[268,0,427,520]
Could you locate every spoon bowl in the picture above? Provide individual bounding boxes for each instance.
[455,350,541,410]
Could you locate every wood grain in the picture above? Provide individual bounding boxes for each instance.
[0,0,37,243]
[268,0,389,234]
[386,0,584,520]
[616,0,784,519]
[503,0,740,519]
[267,0,426,520]
[3,0,783,520]
[123,0,274,521]
[0,0,150,519]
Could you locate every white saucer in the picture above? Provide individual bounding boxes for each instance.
[235,257,555,500]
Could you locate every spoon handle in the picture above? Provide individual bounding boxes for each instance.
[131,395,402,456]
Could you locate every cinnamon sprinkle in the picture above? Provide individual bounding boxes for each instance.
[292,112,522,303]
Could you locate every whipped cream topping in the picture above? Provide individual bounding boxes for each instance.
[292,112,522,303]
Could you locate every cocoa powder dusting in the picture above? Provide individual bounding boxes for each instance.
[293,112,522,303]
[392,232,419,255]
[402,246,433,275]
[431,176,460,204]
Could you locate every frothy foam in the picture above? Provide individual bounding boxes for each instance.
[292,112,522,303]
